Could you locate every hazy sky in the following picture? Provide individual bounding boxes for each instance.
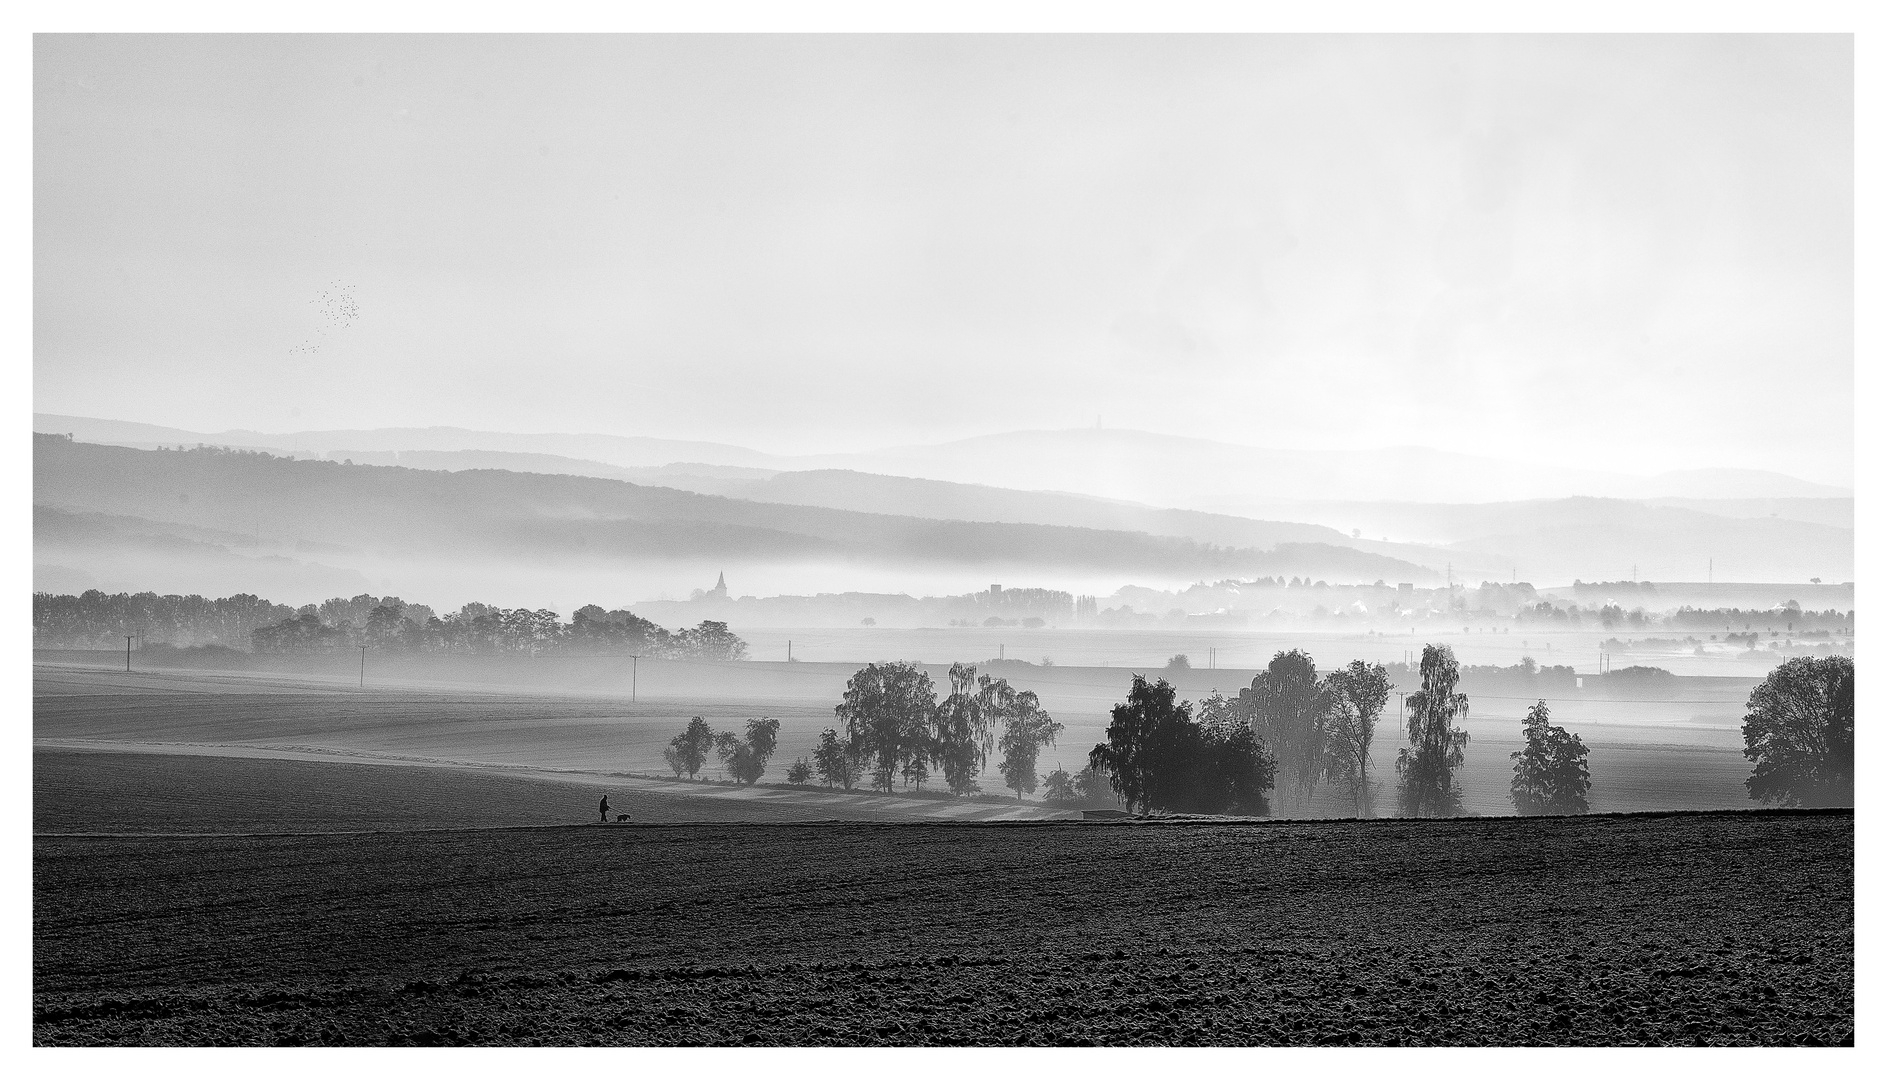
[35,34,1853,483]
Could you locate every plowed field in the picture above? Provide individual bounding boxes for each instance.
[34,811,1851,1046]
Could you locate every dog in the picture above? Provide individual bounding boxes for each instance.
[616,813,631,822]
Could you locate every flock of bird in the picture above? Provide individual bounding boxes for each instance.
[287,280,360,355]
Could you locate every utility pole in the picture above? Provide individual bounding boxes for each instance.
[1000,643,1005,661]
[629,654,640,703]
[787,640,792,663]
[1709,557,1713,584]
[125,635,132,672]
[359,645,366,687]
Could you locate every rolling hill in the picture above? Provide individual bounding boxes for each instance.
[33,436,1438,603]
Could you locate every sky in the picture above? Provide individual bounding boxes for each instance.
[34,34,1854,484]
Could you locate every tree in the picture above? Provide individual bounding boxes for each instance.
[1509,700,1590,815]
[1075,764,1114,805]
[1042,767,1078,804]
[835,662,937,794]
[992,681,1062,801]
[677,620,749,660]
[932,662,996,796]
[1323,660,1391,817]
[1088,675,1274,816]
[1396,644,1471,818]
[1043,764,1122,809]
[1246,650,1328,812]
[812,727,862,790]
[786,757,814,786]
[714,717,781,785]
[667,716,717,780]
[1195,691,1243,736]
[1742,655,1853,807]
[1166,654,1191,671]
[661,742,688,778]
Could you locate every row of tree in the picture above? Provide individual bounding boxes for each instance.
[34,589,748,661]
[801,662,1066,799]
[246,601,747,659]
[1095,644,1530,818]
[647,650,1850,817]
[34,590,299,649]
[662,716,782,784]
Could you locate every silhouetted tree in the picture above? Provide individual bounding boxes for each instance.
[836,662,937,794]
[678,620,748,661]
[662,742,688,778]
[1742,655,1853,807]
[1089,675,1275,816]
[668,716,716,780]
[1509,700,1590,815]
[1089,676,1184,814]
[1396,644,1471,818]
[714,717,781,785]
[785,757,814,786]
[1323,660,1391,817]
[1165,654,1191,672]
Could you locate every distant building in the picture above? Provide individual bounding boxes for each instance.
[706,572,728,601]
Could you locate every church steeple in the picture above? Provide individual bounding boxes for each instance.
[708,571,728,600]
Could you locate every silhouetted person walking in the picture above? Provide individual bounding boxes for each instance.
[599,795,610,823]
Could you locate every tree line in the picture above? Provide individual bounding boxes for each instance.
[31,589,747,661]
[250,599,747,660]
[662,716,782,785]
[644,648,1850,817]
[773,662,1067,800]
[35,590,299,649]
[1088,643,1594,819]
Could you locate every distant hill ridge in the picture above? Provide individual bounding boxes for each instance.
[34,436,1437,586]
[34,413,1848,505]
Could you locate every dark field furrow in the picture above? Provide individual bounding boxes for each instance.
[34,812,1851,1046]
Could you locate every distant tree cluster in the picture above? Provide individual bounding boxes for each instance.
[1514,600,1851,636]
[819,661,1062,800]
[34,590,298,649]
[661,716,780,784]
[1087,675,1276,816]
[251,599,745,660]
[35,589,748,661]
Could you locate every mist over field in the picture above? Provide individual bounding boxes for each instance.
[32,32,1852,1049]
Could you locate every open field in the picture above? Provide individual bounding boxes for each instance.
[36,661,1759,816]
[33,811,1851,1046]
[34,748,1037,831]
